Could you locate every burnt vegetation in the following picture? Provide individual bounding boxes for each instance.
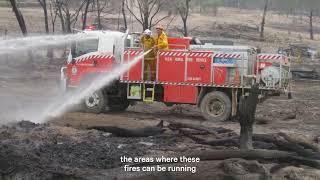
[1,0,320,179]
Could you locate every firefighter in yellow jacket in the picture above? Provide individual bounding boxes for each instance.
[154,24,169,50]
[140,29,156,80]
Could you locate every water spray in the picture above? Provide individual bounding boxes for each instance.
[0,34,97,55]
[35,49,152,123]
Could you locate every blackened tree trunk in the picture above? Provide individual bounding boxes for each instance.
[82,0,91,30]
[238,83,259,149]
[182,0,190,37]
[38,0,49,34]
[240,123,253,149]
[143,11,149,30]
[57,4,66,32]
[121,0,127,30]
[260,0,269,41]
[39,0,53,60]
[182,19,188,37]
[175,0,190,37]
[309,9,314,40]
[8,0,34,67]
[49,1,57,33]
[8,0,27,36]
[96,0,102,29]
[65,12,72,33]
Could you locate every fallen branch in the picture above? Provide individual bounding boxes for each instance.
[181,130,276,149]
[168,121,233,138]
[282,114,296,120]
[87,121,165,137]
[254,134,320,159]
[131,149,320,170]
[190,149,320,169]
[178,128,210,135]
[180,130,320,159]
[179,128,238,147]
[278,132,320,152]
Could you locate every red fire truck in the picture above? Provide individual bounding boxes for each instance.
[60,29,291,121]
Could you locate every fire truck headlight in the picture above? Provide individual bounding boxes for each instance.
[71,66,78,75]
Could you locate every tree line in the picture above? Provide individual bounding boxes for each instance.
[7,0,122,36]
[5,0,320,40]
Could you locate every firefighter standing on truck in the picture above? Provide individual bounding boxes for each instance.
[141,29,156,80]
[154,24,169,50]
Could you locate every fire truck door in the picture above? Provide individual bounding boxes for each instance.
[157,51,186,83]
[186,52,212,84]
[163,85,197,104]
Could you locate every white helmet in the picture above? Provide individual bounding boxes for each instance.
[143,29,152,36]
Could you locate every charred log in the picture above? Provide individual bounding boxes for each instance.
[253,134,320,159]
[278,132,320,152]
[179,128,238,147]
[168,121,233,138]
[177,126,320,159]
[190,149,320,169]
[132,149,320,170]
[87,121,165,137]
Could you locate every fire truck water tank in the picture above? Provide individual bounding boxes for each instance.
[260,66,280,86]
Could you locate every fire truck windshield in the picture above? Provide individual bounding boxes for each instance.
[72,39,99,58]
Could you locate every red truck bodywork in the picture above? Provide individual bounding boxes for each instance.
[67,53,115,86]
[63,34,291,121]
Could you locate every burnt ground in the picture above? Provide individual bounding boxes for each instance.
[0,59,320,179]
[0,121,183,179]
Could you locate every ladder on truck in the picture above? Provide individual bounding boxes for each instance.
[143,84,155,103]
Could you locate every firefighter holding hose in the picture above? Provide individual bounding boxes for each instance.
[140,25,169,80]
[141,29,156,80]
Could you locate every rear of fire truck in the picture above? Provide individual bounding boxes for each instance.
[190,44,292,97]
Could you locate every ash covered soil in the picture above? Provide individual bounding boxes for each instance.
[0,62,320,179]
[0,120,183,179]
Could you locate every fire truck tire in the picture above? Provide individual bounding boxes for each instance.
[200,91,231,122]
[83,90,106,114]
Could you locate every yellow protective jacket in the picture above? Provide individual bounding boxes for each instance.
[141,35,156,51]
[141,35,156,59]
[156,31,169,50]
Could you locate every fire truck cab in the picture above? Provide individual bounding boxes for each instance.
[61,29,291,122]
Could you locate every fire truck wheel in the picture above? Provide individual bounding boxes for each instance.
[83,90,106,114]
[200,91,231,122]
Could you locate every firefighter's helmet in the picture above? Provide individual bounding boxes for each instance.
[143,29,152,36]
